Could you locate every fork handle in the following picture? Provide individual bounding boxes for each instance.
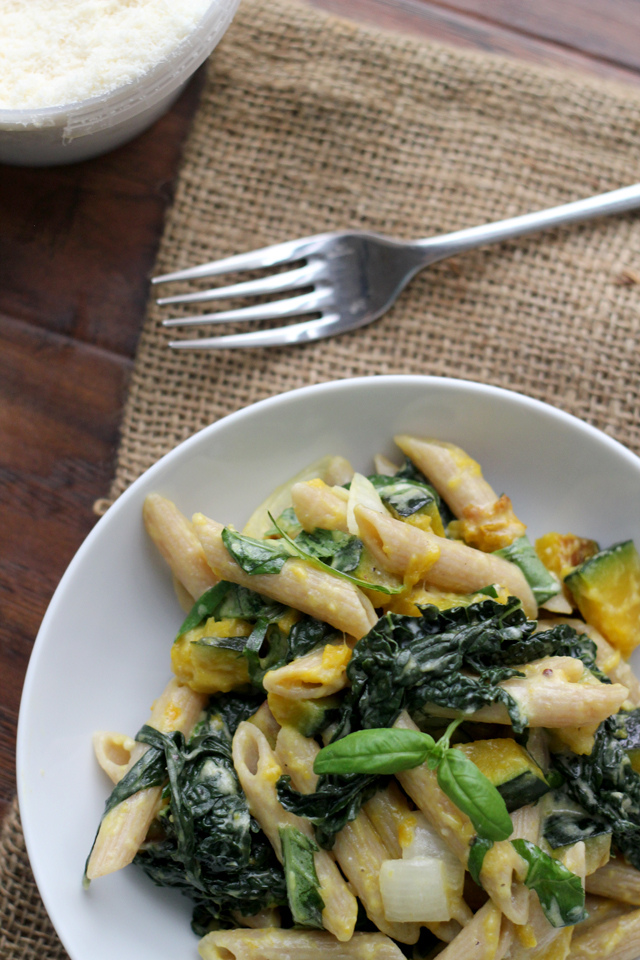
[416,183,640,261]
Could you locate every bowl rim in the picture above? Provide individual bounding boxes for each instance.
[15,373,640,957]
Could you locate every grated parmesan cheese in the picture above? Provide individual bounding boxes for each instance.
[0,0,212,109]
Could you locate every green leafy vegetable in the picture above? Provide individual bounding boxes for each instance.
[336,599,532,736]
[552,708,640,869]
[314,725,512,841]
[277,773,380,850]
[295,528,363,573]
[494,536,560,605]
[279,825,325,928]
[467,837,493,886]
[265,506,303,539]
[511,839,587,928]
[314,728,437,775]
[268,513,403,596]
[177,582,287,639]
[130,697,287,931]
[221,527,292,575]
[288,617,339,660]
[368,473,440,519]
[437,749,513,841]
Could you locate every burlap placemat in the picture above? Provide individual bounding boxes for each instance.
[4,0,640,955]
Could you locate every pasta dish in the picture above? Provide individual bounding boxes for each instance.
[84,434,640,960]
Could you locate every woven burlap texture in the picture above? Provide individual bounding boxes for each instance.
[103,0,640,506]
[4,0,640,956]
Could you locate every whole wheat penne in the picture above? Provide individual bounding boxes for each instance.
[574,896,632,936]
[232,721,357,942]
[274,725,421,943]
[394,435,526,551]
[231,908,281,929]
[198,929,407,960]
[363,780,412,859]
[291,480,349,533]
[263,640,354,699]
[143,494,218,601]
[393,713,529,925]
[354,505,537,617]
[192,513,376,639]
[435,900,512,960]
[568,905,640,960]
[585,857,640,905]
[537,618,640,706]
[92,731,138,785]
[86,678,206,880]
[422,656,628,729]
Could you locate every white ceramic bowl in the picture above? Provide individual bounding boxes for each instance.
[0,0,240,167]
[17,376,640,960]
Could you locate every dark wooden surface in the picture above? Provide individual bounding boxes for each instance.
[1,0,640,825]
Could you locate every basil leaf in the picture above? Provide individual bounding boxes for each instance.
[467,836,493,887]
[222,527,292,575]
[437,749,513,841]
[176,582,233,638]
[314,728,435,776]
[269,513,403,595]
[511,839,587,928]
[279,824,325,928]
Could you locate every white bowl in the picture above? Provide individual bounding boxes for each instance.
[0,0,240,167]
[17,376,640,960]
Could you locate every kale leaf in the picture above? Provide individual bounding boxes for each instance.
[132,696,287,929]
[338,599,532,735]
[277,772,380,850]
[552,709,640,869]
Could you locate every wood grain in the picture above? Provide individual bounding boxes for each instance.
[2,0,640,818]
[0,316,132,809]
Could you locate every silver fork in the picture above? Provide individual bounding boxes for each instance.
[153,183,640,349]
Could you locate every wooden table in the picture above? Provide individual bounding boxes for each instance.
[1,0,639,824]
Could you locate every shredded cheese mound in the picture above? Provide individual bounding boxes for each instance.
[0,0,211,109]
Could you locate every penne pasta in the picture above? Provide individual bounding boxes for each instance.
[537,617,640,707]
[274,725,421,943]
[232,721,357,942]
[422,656,628,729]
[198,929,407,960]
[92,731,137,785]
[192,513,377,639]
[393,713,529,925]
[585,857,640,905]
[394,435,526,551]
[86,678,206,880]
[263,640,354,700]
[354,504,537,617]
[435,900,512,960]
[568,906,640,960]
[143,493,218,601]
[292,479,349,534]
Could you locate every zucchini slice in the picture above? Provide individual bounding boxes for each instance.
[565,540,640,658]
[456,738,550,812]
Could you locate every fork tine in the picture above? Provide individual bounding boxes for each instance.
[161,291,329,328]
[151,234,331,285]
[156,263,324,306]
[169,314,344,350]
